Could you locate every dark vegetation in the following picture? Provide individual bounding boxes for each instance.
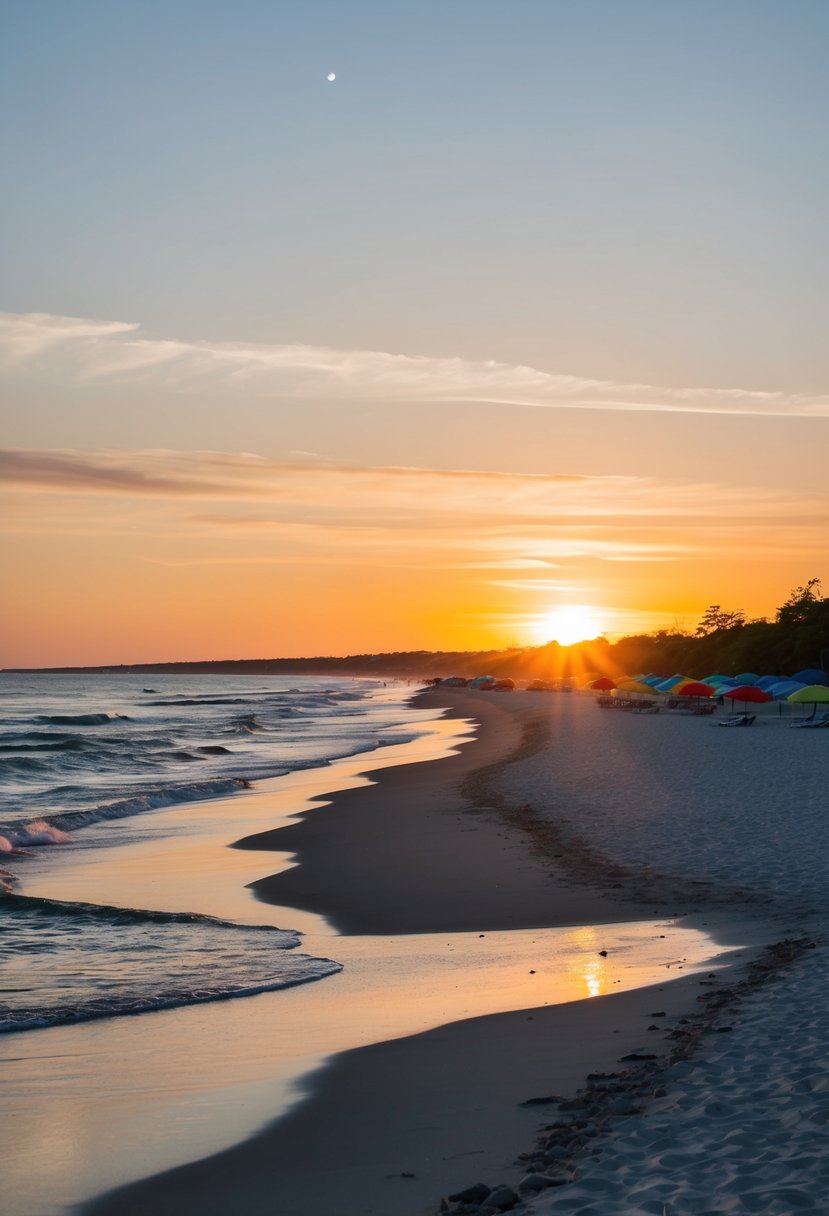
[14,581,828,682]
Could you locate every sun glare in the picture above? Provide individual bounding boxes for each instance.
[540,605,605,646]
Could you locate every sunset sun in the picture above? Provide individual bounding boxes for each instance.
[539,605,606,646]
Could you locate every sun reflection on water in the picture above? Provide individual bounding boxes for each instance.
[567,924,609,998]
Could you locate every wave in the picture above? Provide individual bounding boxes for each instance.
[0,894,342,1034]
[0,777,255,847]
[0,736,87,753]
[229,713,265,734]
[1,891,295,930]
[0,755,51,775]
[35,713,130,726]
[0,968,341,1033]
[13,820,72,847]
[147,697,253,706]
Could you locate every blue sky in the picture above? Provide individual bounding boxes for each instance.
[4,0,828,388]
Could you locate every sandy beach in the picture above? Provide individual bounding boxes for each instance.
[75,686,828,1216]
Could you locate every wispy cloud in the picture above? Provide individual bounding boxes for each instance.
[0,312,137,364]
[3,311,829,417]
[0,448,225,496]
[2,448,826,571]
[2,446,818,518]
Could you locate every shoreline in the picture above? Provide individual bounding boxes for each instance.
[79,687,791,1216]
[239,689,672,935]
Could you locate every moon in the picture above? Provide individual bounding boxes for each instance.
[327,72,336,82]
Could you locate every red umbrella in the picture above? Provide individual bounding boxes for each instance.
[675,681,716,697]
[723,686,772,704]
[590,676,616,690]
[723,685,772,718]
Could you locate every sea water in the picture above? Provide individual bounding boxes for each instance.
[0,672,427,1031]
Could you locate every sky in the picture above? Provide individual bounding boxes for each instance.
[2,0,827,667]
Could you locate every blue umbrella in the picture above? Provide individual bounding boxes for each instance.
[755,676,783,691]
[767,680,806,700]
[792,669,829,687]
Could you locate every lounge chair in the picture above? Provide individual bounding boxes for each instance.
[790,711,829,729]
[714,714,756,727]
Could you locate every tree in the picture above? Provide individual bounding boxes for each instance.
[775,578,823,628]
[695,604,747,636]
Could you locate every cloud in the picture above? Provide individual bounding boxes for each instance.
[2,448,826,574]
[3,446,819,521]
[0,448,227,496]
[3,311,829,417]
[0,312,138,364]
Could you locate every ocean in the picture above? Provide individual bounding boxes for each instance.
[0,672,430,1034]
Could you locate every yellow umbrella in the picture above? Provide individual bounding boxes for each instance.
[615,679,656,695]
[788,685,829,703]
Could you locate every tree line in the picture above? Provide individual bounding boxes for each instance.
[603,578,827,680]
[16,580,826,682]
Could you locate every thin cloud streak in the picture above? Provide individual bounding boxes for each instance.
[3,448,826,573]
[2,448,823,523]
[3,311,829,417]
[0,312,137,364]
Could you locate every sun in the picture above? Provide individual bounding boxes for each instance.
[539,605,606,646]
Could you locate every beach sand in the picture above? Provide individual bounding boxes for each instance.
[82,688,826,1216]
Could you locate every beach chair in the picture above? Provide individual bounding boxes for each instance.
[790,711,829,729]
[715,714,756,727]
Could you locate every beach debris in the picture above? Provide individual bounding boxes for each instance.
[598,949,608,956]
[484,1184,520,1210]
[446,1183,491,1204]
[519,1093,564,1106]
[620,1051,658,1062]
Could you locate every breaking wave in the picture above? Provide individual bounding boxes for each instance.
[0,894,342,1034]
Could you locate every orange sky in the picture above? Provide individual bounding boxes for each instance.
[2,432,826,666]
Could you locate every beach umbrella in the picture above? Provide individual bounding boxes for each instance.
[734,672,760,685]
[590,676,616,690]
[755,676,783,691]
[614,679,660,696]
[792,669,829,687]
[767,680,806,700]
[787,685,829,704]
[703,674,731,686]
[723,685,772,713]
[674,681,716,698]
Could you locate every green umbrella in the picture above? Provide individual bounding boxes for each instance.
[787,685,829,703]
